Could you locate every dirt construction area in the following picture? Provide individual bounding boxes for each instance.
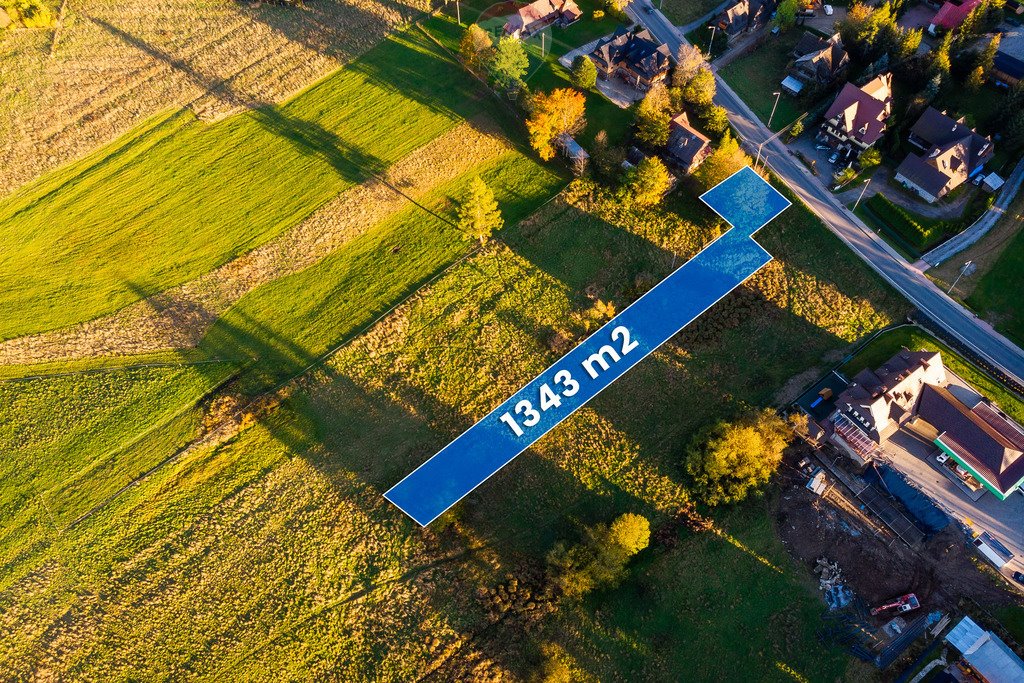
[774,445,1014,615]
[0,0,424,195]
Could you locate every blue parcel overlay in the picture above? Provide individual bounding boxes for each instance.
[386,166,791,526]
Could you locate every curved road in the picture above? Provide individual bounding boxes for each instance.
[629,1,1024,385]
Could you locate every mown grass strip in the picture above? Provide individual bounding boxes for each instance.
[0,26,486,339]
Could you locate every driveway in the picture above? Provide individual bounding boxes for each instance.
[800,6,846,35]
[832,167,977,221]
[559,36,645,108]
[880,429,1024,578]
[790,134,847,184]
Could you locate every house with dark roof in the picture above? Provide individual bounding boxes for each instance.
[665,112,711,174]
[503,0,581,39]
[818,73,893,159]
[829,350,947,463]
[712,0,776,44]
[928,0,983,35]
[894,108,993,203]
[993,29,1024,87]
[589,27,671,91]
[781,32,849,95]
[828,349,1024,500]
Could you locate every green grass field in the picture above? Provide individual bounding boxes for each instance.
[720,30,807,132]
[0,26,491,340]
[967,228,1024,346]
[199,149,564,394]
[0,165,908,678]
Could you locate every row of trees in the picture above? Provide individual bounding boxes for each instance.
[638,44,728,146]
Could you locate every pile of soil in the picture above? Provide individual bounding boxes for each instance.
[773,445,1012,614]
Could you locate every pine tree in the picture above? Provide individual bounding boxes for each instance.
[488,36,529,90]
[980,33,1001,75]
[571,55,597,89]
[966,65,985,93]
[457,177,504,245]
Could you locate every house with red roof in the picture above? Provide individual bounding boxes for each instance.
[504,0,581,40]
[928,0,983,35]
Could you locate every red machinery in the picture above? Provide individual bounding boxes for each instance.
[870,593,920,616]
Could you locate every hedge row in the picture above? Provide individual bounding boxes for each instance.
[865,194,945,250]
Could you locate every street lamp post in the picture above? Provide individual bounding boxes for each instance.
[852,178,872,212]
[947,260,975,295]
[707,25,717,57]
[767,91,782,129]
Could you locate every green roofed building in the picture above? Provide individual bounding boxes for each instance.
[918,384,1024,501]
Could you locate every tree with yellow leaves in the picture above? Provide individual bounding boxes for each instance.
[526,88,587,161]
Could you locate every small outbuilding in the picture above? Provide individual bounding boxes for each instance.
[556,134,589,175]
[945,616,1024,682]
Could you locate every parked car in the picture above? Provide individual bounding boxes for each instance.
[936,452,949,464]
[771,25,780,35]
[797,9,816,17]
[824,4,834,15]
[1013,571,1024,586]
[643,4,654,13]
[828,151,840,164]
[815,144,830,151]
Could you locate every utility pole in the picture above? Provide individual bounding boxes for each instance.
[767,91,782,129]
[707,25,717,57]
[947,260,974,295]
[852,178,872,211]
[456,0,461,25]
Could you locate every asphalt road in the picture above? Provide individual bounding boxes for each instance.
[629,1,1024,385]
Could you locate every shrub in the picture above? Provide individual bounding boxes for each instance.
[685,408,791,505]
[546,512,651,599]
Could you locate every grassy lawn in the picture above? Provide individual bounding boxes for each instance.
[0,25,492,340]
[943,84,1006,137]
[0,361,236,584]
[720,30,808,132]
[687,25,730,60]
[840,325,1024,424]
[199,149,565,394]
[660,0,727,25]
[0,167,907,678]
[967,228,1024,346]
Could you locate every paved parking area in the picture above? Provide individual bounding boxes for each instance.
[790,134,843,183]
[559,37,644,108]
[881,429,1024,578]
[799,6,846,35]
